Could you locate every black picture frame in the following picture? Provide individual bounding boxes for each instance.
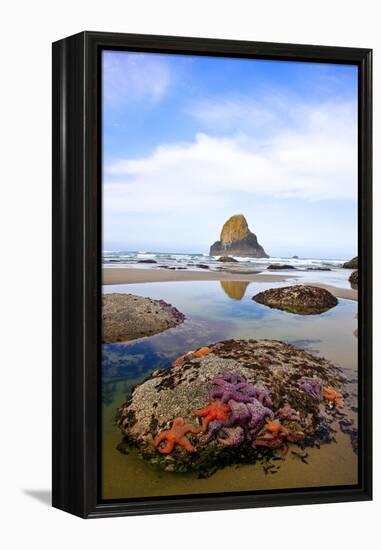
[52,31,372,519]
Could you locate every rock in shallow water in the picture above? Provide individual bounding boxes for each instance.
[253,285,338,315]
[349,270,358,285]
[267,264,295,270]
[102,293,185,343]
[116,339,354,476]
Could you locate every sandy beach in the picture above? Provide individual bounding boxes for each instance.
[103,267,357,301]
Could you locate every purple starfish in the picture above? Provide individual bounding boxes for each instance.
[222,371,246,385]
[206,398,274,443]
[298,376,323,401]
[246,399,274,440]
[210,375,253,403]
[206,400,251,440]
[218,426,245,447]
[276,403,301,422]
[237,381,273,407]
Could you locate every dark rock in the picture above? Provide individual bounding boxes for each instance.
[217,256,239,263]
[253,285,338,315]
[267,264,295,270]
[342,257,358,269]
[349,270,358,285]
[196,263,210,269]
[306,267,332,271]
[292,255,299,259]
[137,259,157,264]
[210,214,268,258]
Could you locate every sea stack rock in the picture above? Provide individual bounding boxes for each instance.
[210,214,268,258]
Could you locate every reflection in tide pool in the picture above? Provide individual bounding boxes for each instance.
[103,280,357,402]
[220,280,250,299]
[102,280,358,499]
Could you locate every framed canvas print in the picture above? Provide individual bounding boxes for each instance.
[52,31,372,518]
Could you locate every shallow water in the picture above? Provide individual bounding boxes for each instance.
[102,280,358,500]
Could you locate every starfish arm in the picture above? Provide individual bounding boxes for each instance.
[194,406,210,417]
[179,437,195,452]
[173,417,184,427]
[219,392,230,403]
[157,440,175,454]
[155,432,169,446]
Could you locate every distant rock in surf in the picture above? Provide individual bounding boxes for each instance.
[217,256,239,263]
[342,256,358,269]
[267,264,295,270]
[137,259,157,264]
[210,214,268,258]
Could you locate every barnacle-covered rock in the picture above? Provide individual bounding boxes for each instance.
[253,285,338,315]
[102,293,185,343]
[116,339,355,476]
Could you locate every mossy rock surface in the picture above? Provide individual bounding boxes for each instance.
[253,285,338,315]
[116,339,354,476]
[102,293,185,343]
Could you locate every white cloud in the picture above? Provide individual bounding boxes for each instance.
[104,99,357,214]
[102,51,170,105]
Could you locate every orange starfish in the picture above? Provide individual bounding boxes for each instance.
[193,346,211,358]
[252,419,291,454]
[172,346,211,367]
[172,353,188,367]
[154,417,199,454]
[263,419,290,438]
[323,386,342,404]
[194,400,231,431]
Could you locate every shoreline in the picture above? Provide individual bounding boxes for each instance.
[102,268,357,301]
[103,267,291,284]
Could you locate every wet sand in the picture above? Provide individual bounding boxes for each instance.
[103,402,357,500]
[103,267,357,301]
[103,267,288,284]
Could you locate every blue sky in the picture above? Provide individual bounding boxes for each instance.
[103,51,358,259]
